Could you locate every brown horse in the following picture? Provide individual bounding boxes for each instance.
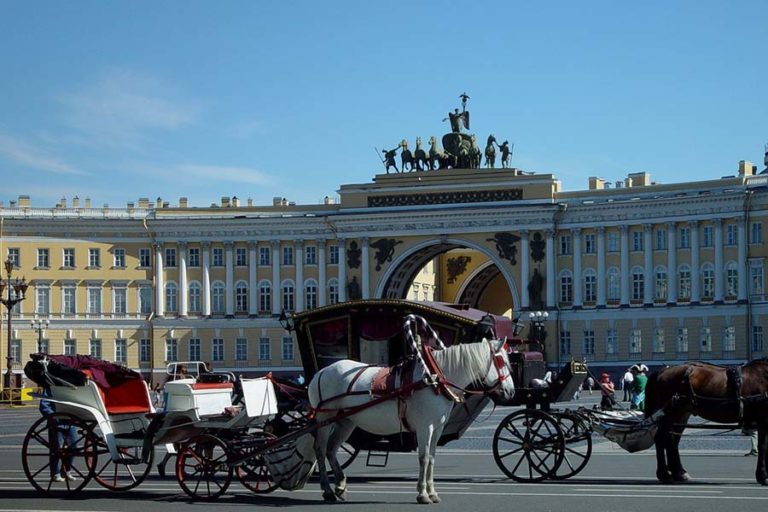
[644,360,768,485]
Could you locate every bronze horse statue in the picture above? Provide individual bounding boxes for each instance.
[484,135,497,168]
[400,139,414,172]
[413,137,429,171]
[645,360,768,485]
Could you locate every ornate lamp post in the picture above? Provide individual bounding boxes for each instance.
[31,317,50,354]
[527,310,549,351]
[1,259,28,392]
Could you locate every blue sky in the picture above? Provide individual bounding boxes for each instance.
[1,1,766,208]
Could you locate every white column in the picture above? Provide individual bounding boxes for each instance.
[690,221,701,303]
[202,242,211,316]
[714,218,724,302]
[225,241,234,317]
[667,222,678,304]
[318,240,327,307]
[596,227,606,307]
[520,230,530,309]
[178,242,188,317]
[295,240,304,312]
[338,239,347,302]
[620,225,629,306]
[546,229,555,308]
[248,242,257,316]
[154,242,164,317]
[361,237,370,299]
[271,240,281,315]
[572,228,582,308]
[738,218,748,302]
[643,224,654,305]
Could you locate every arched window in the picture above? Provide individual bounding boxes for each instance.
[726,261,739,297]
[559,270,573,305]
[583,269,597,303]
[235,281,248,313]
[165,282,178,313]
[281,280,295,312]
[678,264,691,300]
[701,263,715,300]
[305,279,318,310]
[258,280,272,313]
[607,267,620,301]
[212,281,225,314]
[654,265,667,301]
[631,266,644,302]
[328,278,339,305]
[188,282,201,313]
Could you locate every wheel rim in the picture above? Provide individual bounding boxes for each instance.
[177,435,232,501]
[86,433,153,491]
[552,412,592,480]
[22,412,96,495]
[493,409,565,482]
[337,441,360,470]
[235,434,277,494]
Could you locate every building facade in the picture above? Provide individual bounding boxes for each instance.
[1,160,767,387]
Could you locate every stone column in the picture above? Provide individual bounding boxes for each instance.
[643,224,653,306]
[178,242,188,317]
[361,237,370,299]
[520,230,530,310]
[154,242,164,317]
[318,239,327,307]
[248,241,257,316]
[225,241,234,317]
[271,240,281,315]
[620,225,629,306]
[572,228,582,308]
[667,222,678,304]
[295,240,304,312]
[690,221,700,304]
[546,229,555,308]
[338,239,347,302]
[202,242,211,317]
[596,227,606,307]
[738,218,747,302]
[714,219,724,303]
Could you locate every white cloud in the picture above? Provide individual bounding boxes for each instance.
[0,133,85,175]
[176,164,274,186]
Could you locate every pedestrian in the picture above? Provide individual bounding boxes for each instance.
[39,388,79,482]
[572,382,582,401]
[622,367,634,402]
[586,376,595,395]
[599,373,616,411]
[743,426,758,456]
[630,364,648,411]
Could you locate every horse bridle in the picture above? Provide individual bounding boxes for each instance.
[486,338,511,392]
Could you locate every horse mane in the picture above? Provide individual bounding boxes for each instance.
[431,341,490,387]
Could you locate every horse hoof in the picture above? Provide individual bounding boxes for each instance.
[323,491,337,502]
[334,487,347,501]
[416,495,432,504]
[428,494,441,503]
[657,471,673,484]
[673,472,691,482]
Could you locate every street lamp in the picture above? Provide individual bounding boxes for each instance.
[0,258,29,392]
[527,310,549,346]
[31,318,50,354]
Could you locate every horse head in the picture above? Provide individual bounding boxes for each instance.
[484,338,515,401]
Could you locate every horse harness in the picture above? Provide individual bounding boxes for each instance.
[680,363,744,420]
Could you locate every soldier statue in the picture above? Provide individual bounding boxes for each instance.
[382,146,400,174]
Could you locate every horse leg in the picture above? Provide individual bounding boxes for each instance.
[426,426,443,503]
[654,423,673,483]
[757,424,768,485]
[415,424,435,504]
[312,423,337,502]
[326,420,355,500]
[668,423,690,482]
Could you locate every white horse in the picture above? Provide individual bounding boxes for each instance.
[307,338,515,504]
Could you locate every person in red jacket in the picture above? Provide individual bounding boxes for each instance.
[599,373,616,411]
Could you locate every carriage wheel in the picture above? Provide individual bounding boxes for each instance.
[551,411,592,480]
[336,441,360,470]
[176,434,232,501]
[235,433,277,494]
[85,434,153,491]
[492,409,565,482]
[21,412,96,495]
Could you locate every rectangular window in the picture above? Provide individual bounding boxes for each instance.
[188,247,200,267]
[259,337,271,361]
[165,248,177,267]
[282,246,294,265]
[655,229,667,250]
[752,325,764,353]
[63,248,75,268]
[329,245,339,265]
[37,248,50,268]
[559,275,573,304]
[702,226,714,247]
[236,247,247,266]
[212,338,225,361]
[259,247,271,266]
[676,327,689,352]
[632,231,643,252]
[559,331,571,356]
[701,327,712,352]
[727,224,737,246]
[723,326,736,353]
[115,339,127,364]
[212,247,224,266]
[62,286,76,315]
[629,328,642,354]
[113,287,127,315]
[559,235,571,255]
[90,339,102,359]
[87,287,101,316]
[606,329,617,354]
[140,339,151,362]
[751,222,763,244]
[305,246,317,265]
[37,338,49,355]
[750,260,764,298]
[235,338,248,361]
[329,281,339,305]
[36,286,50,315]
[607,232,619,253]
[7,248,20,267]
[89,248,101,267]
[139,287,152,314]
[189,338,201,361]
[584,274,596,302]
[113,248,126,268]
[165,339,178,362]
[678,227,690,249]
[583,233,596,254]
[139,248,151,267]
[282,336,294,360]
[653,328,665,353]
[10,339,20,364]
[582,330,595,356]
[655,270,668,301]
[64,339,77,356]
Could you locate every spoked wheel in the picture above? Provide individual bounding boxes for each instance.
[492,409,565,482]
[177,434,232,501]
[86,434,153,491]
[552,411,592,480]
[336,441,360,471]
[235,433,277,494]
[21,412,96,495]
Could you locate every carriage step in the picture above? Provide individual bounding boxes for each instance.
[365,450,389,468]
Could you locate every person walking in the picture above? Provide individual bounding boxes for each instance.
[39,388,79,482]
[586,376,595,395]
[622,367,634,402]
[599,373,616,411]
[630,364,648,411]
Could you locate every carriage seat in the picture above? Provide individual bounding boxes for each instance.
[164,380,234,417]
[81,370,152,415]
